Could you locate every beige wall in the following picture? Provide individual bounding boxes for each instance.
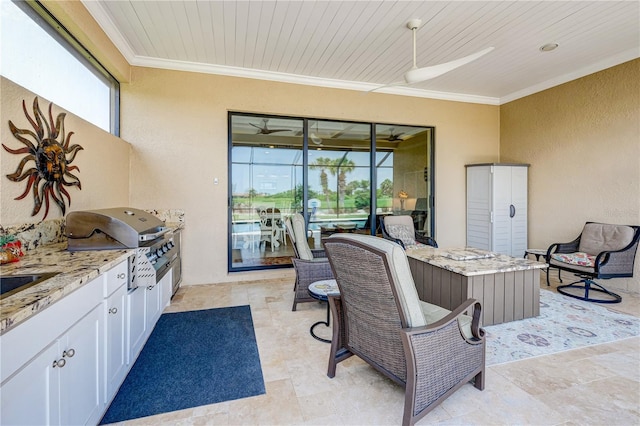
[501,59,640,291]
[1,77,131,225]
[121,67,500,285]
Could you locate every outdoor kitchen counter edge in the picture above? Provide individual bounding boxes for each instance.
[0,242,134,335]
[0,222,184,335]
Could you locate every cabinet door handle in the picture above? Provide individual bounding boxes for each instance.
[109,307,118,314]
[147,285,154,290]
[53,358,66,368]
[63,348,75,358]
[509,204,516,218]
[117,273,126,279]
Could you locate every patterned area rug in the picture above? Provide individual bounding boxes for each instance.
[485,289,640,365]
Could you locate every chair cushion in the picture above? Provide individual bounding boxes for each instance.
[327,234,427,328]
[551,252,595,267]
[578,223,635,255]
[385,224,416,246]
[292,213,313,260]
[420,301,473,340]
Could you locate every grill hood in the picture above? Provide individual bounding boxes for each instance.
[66,207,168,250]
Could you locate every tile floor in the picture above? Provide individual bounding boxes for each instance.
[117,272,640,425]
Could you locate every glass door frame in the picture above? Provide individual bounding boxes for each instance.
[228,112,435,272]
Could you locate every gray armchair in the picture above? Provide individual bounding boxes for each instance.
[546,222,640,303]
[284,213,333,311]
[323,234,485,426]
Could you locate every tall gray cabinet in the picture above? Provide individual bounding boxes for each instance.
[466,163,529,257]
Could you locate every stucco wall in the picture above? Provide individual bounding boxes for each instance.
[501,59,640,291]
[1,77,131,226]
[121,67,500,285]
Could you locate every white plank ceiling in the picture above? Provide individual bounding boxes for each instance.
[83,0,640,104]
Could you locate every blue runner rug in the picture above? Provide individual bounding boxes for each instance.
[100,306,265,424]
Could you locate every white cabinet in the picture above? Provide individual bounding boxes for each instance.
[127,270,171,364]
[103,261,129,404]
[1,342,59,425]
[1,303,103,426]
[466,163,529,257]
[58,304,104,425]
[145,278,162,329]
[127,285,147,363]
[1,256,172,426]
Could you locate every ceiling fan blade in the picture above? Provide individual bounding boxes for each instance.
[404,46,494,84]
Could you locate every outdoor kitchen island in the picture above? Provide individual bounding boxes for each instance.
[406,246,548,326]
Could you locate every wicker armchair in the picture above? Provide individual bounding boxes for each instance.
[381,215,438,249]
[546,222,640,303]
[323,234,485,426]
[285,213,333,311]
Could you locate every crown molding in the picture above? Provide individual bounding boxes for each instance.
[131,55,501,105]
[81,0,137,64]
[500,48,639,104]
[84,0,635,106]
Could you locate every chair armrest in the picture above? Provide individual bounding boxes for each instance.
[415,233,438,248]
[427,298,484,340]
[400,299,486,420]
[594,239,640,276]
[546,236,581,260]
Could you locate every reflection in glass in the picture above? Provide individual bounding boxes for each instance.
[375,124,433,239]
[307,120,371,240]
[229,114,434,272]
[230,116,303,270]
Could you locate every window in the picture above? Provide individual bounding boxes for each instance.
[1,0,119,134]
[229,113,434,272]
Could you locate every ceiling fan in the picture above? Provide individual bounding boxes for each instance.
[250,118,291,134]
[370,19,494,91]
[380,127,405,142]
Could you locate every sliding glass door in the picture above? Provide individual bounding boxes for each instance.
[307,120,371,245]
[228,113,434,272]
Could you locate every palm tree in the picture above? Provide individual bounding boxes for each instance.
[334,157,356,213]
[310,157,334,210]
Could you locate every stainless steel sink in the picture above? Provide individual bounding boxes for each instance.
[0,272,60,299]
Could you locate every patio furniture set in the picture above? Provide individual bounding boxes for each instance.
[284,214,639,426]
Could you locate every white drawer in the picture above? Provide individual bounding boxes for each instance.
[103,260,128,298]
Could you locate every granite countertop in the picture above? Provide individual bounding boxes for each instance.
[0,242,134,335]
[0,223,184,335]
[406,246,547,277]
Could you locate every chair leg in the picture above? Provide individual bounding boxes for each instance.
[557,277,622,304]
[546,267,551,286]
[473,368,485,391]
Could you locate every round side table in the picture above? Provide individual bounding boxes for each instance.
[308,279,339,343]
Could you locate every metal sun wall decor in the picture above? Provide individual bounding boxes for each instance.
[3,97,83,220]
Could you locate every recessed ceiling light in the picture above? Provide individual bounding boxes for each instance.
[540,43,559,52]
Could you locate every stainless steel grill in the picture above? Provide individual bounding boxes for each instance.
[65,208,180,292]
